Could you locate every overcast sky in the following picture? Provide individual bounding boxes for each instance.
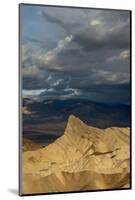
[20,5,130,104]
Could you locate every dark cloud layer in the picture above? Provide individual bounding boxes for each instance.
[40,10,80,34]
[21,5,130,104]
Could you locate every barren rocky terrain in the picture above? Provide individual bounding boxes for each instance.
[22,115,130,194]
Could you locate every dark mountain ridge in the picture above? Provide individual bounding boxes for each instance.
[22,98,130,144]
[23,98,130,127]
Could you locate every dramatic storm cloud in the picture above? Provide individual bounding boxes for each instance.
[21,5,130,104]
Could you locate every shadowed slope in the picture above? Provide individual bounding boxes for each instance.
[22,138,43,152]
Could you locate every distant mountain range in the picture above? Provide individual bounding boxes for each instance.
[22,98,130,144]
[23,97,130,127]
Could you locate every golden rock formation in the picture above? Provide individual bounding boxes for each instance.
[21,115,130,194]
